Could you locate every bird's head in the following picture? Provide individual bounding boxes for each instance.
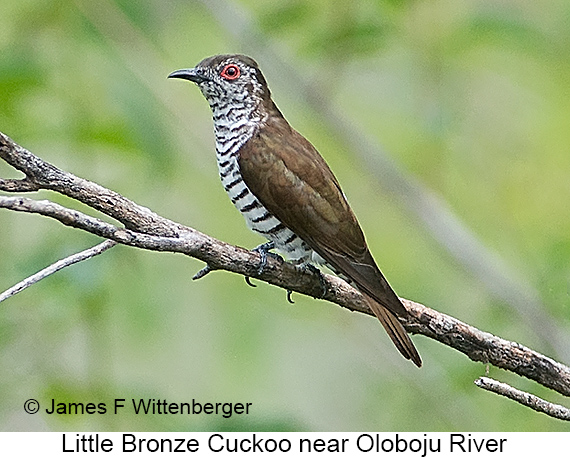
[168,54,271,112]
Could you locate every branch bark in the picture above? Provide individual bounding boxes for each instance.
[0,239,116,303]
[1,131,569,419]
[475,377,570,421]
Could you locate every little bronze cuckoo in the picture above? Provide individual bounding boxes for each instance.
[169,55,422,367]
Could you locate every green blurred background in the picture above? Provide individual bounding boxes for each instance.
[1,0,569,431]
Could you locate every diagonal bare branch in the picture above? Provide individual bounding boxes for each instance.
[0,133,179,237]
[0,240,117,304]
[1,131,570,413]
[475,377,570,421]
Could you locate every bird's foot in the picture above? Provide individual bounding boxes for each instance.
[244,241,283,287]
[245,242,296,304]
[296,263,327,299]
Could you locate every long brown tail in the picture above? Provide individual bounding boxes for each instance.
[365,295,422,367]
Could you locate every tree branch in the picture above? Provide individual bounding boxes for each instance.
[0,239,117,304]
[0,132,179,236]
[2,131,569,417]
[0,177,40,192]
[475,377,570,421]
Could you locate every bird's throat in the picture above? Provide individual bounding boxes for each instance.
[212,102,262,158]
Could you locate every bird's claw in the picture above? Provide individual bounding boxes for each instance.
[243,241,279,287]
[252,241,278,275]
[299,263,327,298]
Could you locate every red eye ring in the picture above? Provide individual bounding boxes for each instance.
[220,64,240,80]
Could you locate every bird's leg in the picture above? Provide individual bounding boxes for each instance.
[253,241,276,275]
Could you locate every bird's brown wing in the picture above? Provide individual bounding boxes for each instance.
[238,115,421,366]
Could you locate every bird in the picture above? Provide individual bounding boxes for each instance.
[169,54,422,367]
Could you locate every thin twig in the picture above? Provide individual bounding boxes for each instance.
[0,240,117,304]
[192,264,214,280]
[475,377,570,421]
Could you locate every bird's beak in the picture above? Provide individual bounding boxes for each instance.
[167,68,208,83]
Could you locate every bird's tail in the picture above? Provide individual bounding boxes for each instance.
[365,295,422,367]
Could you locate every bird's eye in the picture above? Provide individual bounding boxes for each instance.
[220,64,240,80]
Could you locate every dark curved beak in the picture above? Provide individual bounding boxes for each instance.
[167,68,207,84]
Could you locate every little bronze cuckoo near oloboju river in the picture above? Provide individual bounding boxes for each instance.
[169,54,422,367]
